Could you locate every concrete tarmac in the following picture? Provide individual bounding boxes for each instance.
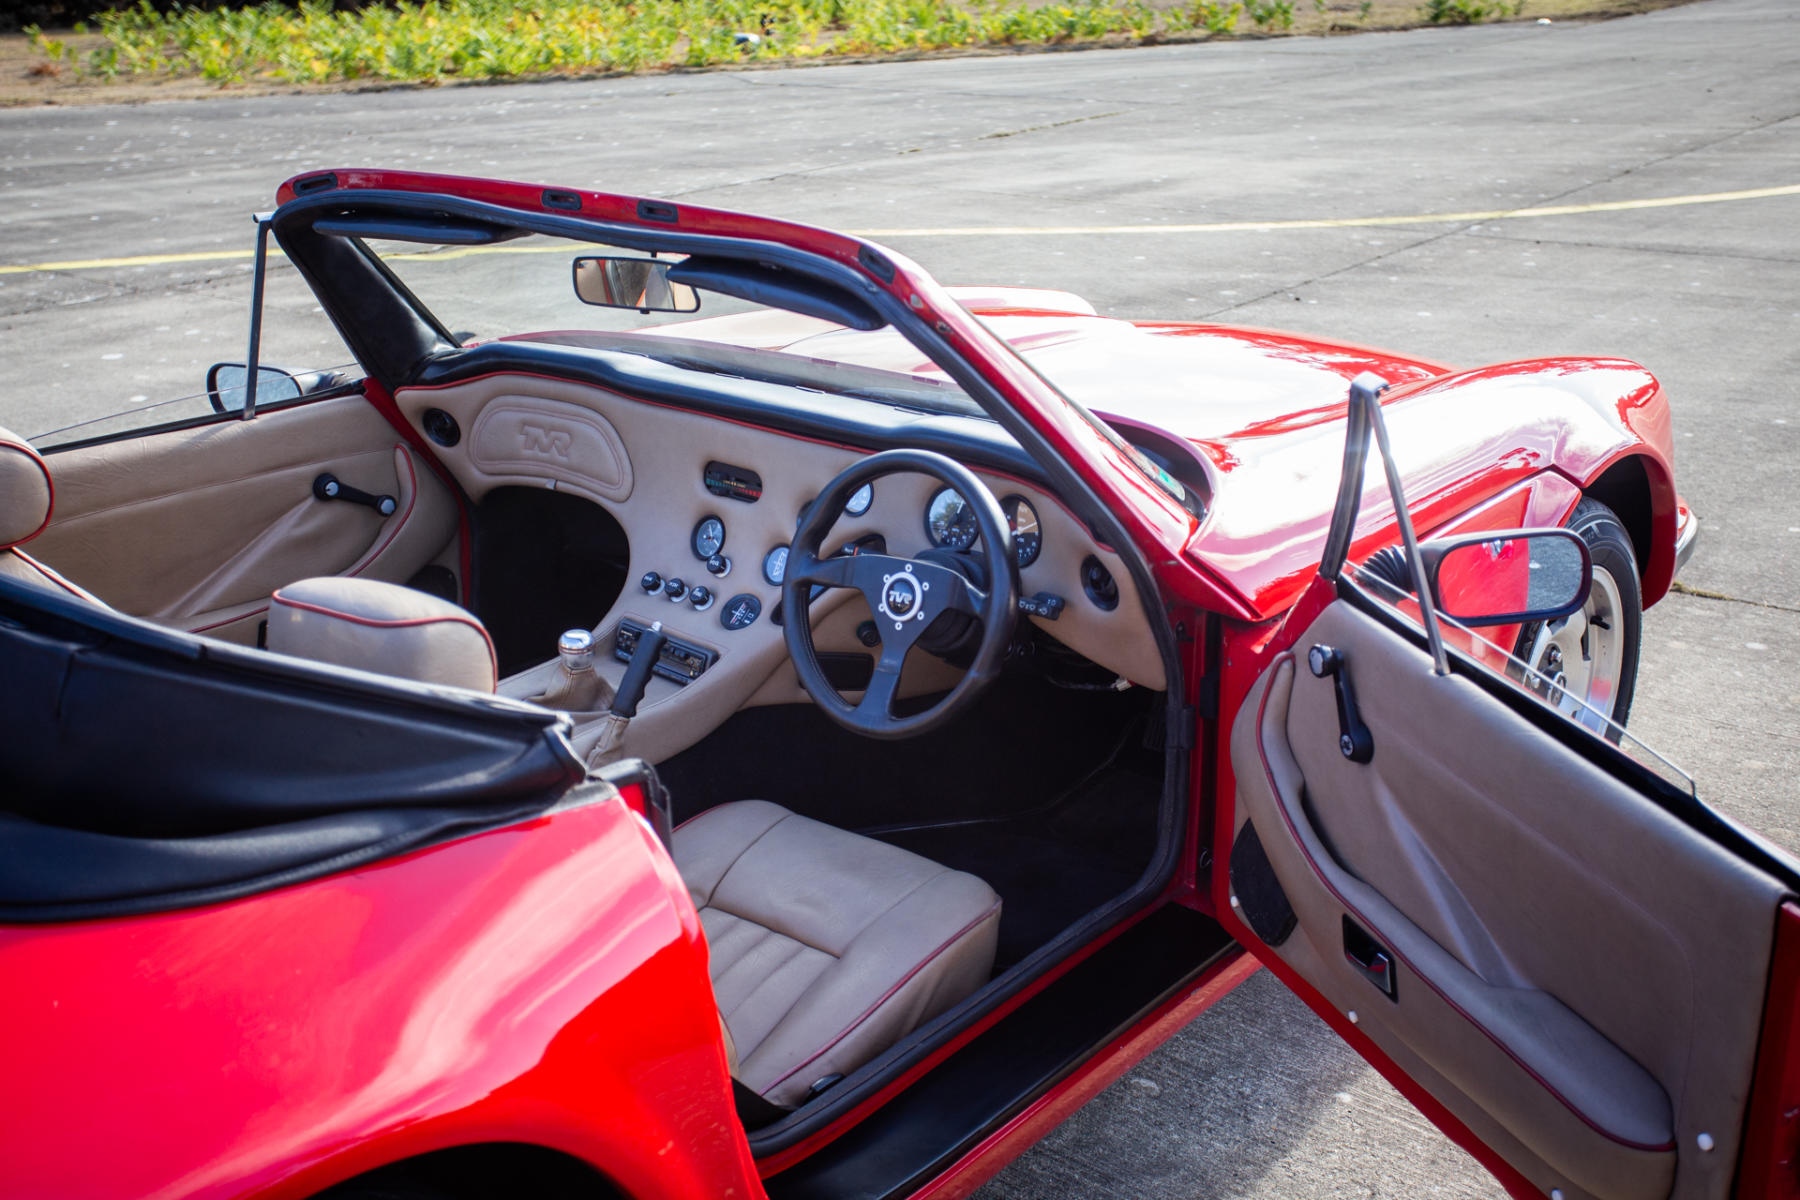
[2,0,1797,1193]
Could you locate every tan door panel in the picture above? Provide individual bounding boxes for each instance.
[1229,599,1783,1200]
[30,397,459,643]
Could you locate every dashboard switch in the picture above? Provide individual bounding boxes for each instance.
[640,571,663,594]
[1019,591,1067,621]
[663,577,688,602]
[689,585,714,611]
[706,554,732,577]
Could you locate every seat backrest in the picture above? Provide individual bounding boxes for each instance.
[0,426,101,603]
[268,576,498,692]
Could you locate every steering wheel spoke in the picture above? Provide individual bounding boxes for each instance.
[787,551,859,590]
[854,648,909,722]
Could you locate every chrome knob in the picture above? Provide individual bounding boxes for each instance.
[558,628,594,672]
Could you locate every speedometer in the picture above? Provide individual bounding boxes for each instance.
[925,488,979,551]
[1002,495,1042,567]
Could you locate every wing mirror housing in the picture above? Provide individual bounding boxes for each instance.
[571,256,701,314]
[1420,528,1591,627]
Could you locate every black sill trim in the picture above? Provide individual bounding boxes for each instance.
[761,904,1237,1200]
[1336,578,1800,895]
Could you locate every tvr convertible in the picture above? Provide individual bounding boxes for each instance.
[2,169,1792,1200]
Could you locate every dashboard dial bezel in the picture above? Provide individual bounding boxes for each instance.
[691,514,726,560]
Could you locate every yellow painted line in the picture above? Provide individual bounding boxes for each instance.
[850,182,1800,237]
[3,183,1795,276]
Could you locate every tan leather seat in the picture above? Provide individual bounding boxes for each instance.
[674,800,1001,1107]
[0,426,101,603]
[267,576,498,692]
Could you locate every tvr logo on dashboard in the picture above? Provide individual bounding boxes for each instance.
[518,422,574,458]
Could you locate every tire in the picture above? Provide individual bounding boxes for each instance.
[1514,497,1643,736]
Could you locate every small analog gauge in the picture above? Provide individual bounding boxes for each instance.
[720,593,762,631]
[762,544,790,586]
[692,515,726,560]
[925,488,979,551]
[1002,495,1042,568]
[845,482,875,518]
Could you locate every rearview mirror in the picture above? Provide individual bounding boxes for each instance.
[572,256,701,313]
[207,363,304,414]
[1421,529,1591,627]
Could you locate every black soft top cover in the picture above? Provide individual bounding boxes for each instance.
[0,578,589,923]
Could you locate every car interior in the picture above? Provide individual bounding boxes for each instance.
[0,207,1214,1158]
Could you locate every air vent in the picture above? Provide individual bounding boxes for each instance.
[1080,556,1119,611]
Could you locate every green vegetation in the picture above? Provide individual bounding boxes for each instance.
[20,0,1532,88]
[29,0,1181,84]
[1419,0,1524,20]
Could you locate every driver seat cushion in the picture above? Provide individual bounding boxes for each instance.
[267,576,498,692]
[674,800,1002,1107]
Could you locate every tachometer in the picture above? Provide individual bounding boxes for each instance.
[1002,495,1042,568]
[925,488,979,551]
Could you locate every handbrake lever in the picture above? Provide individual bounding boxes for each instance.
[610,621,667,719]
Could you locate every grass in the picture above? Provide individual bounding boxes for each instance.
[23,0,1514,88]
[10,0,1700,95]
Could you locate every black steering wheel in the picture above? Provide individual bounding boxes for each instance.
[783,449,1019,739]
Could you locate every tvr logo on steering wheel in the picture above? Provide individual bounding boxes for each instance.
[878,564,930,631]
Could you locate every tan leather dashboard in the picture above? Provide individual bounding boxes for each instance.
[395,373,1164,765]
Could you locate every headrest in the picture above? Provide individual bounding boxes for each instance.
[268,577,497,693]
[0,428,53,550]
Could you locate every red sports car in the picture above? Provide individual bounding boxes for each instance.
[2,169,1786,1200]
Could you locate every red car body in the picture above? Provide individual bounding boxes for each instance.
[0,170,1768,1200]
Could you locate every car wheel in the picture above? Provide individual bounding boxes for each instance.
[1515,496,1642,737]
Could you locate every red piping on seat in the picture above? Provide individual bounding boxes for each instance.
[762,896,1005,1094]
[1,440,54,549]
[1252,653,1675,1154]
[270,589,498,689]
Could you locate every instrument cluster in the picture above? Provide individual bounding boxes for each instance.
[924,488,1041,567]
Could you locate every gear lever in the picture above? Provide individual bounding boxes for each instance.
[588,621,666,768]
[535,628,612,713]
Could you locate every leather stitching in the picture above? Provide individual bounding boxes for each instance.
[763,896,1003,1094]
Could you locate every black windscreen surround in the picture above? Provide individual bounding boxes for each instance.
[0,578,589,922]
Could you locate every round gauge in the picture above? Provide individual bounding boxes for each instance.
[692,515,726,560]
[762,544,790,586]
[1003,495,1042,568]
[845,482,875,518]
[925,488,979,551]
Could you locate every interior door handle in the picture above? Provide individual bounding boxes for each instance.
[1308,644,1374,763]
[313,472,397,517]
[1343,916,1398,999]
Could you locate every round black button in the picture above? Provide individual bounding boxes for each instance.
[664,577,688,601]
[640,571,663,593]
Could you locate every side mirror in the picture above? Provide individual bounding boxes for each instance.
[1421,529,1591,627]
[207,363,304,414]
[571,256,701,314]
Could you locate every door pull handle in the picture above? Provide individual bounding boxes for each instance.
[313,472,397,517]
[1343,916,1398,999]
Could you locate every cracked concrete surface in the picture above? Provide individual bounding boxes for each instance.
[1,0,1797,1193]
